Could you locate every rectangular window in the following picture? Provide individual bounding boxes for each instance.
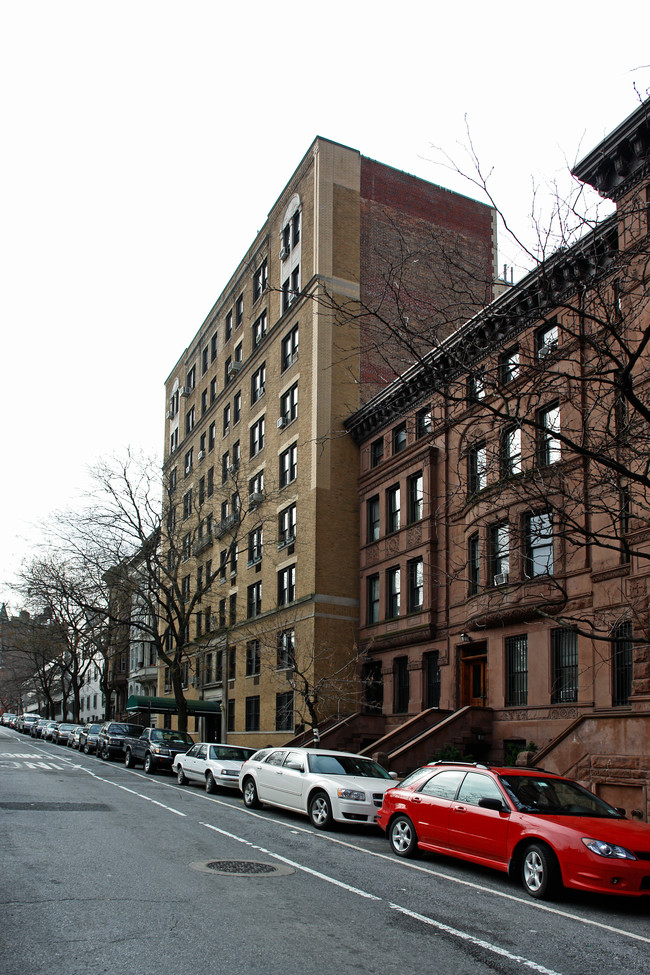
[407,473,423,523]
[184,448,193,476]
[612,621,633,706]
[467,371,486,403]
[489,521,510,585]
[225,310,233,341]
[281,325,299,371]
[525,512,553,577]
[245,696,260,732]
[416,407,432,439]
[223,403,231,436]
[279,442,298,487]
[367,495,380,542]
[246,639,261,677]
[536,319,558,358]
[221,451,230,485]
[202,348,208,376]
[253,260,268,302]
[185,406,195,435]
[538,403,561,465]
[407,557,424,613]
[386,566,400,618]
[229,593,237,626]
[248,526,263,565]
[182,490,192,520]
[468,443,487,494]
[468,531,480,595]
[251,363,266,404]
[208,422,216,451]
[280,383,298,425]
[292,209,300,246]
[387,485,400,533]
[210,331,218,362]
[207,466,214,497]
[186,365,196,390]
[233,391,241,425]
[247,582,262,618]
[394,656,409,713]
[227,699,235,733]
[201,389,208,415]
[371,438,384,468]
[252,310,267,347]
[393,423,407,454]
[505,635,528,706]
[250,416,265,457]
[275,691,294,732]
[501,426,522,477]
[366,574,380,624]
[278,564,296,606]
[210,378,217,404]
[277,628,295,669]
[499,345,519,383]
[551,629,578,704]
[235,293,244,327]
[278,503,296,546]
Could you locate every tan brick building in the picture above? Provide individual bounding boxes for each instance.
[161,137,495,748]
[345,101,650,819]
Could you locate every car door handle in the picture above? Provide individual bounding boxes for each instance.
[455,805,466,813]
[411,796,422,803]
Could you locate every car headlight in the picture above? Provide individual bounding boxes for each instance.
[152,746,170,755]
[337,788,366,801]
[582,838,637,860]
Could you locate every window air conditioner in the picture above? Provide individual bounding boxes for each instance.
[249,491,264,506]
[280,245,290,261]
[493,571,509,586]
[277,417,288,430]
[228,361,243,376]
[538,341,557,358]
[198,450,205,461]
[180,386,190,397]
[166,410,174,420]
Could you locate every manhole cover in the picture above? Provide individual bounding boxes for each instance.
[190,859,294,877]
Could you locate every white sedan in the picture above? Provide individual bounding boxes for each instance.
[238,747,397,829]
[174,743,257,793]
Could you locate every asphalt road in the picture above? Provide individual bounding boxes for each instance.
[1,727,649,975]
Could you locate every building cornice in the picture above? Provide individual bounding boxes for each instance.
[572,99,650,201]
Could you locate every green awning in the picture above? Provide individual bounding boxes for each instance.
[126,695,221,716]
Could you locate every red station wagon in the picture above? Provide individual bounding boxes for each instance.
[377,762,650,900]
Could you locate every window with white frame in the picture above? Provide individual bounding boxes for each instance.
[525,511,553,577]
[501,426,522,476]
[386,566,401,618]
[250,416,265,457]
[253,260,268,302]
[277,628,295,669]
[468,443,487,494]
[278,502,296,546]
[279,442,297,488]
[386,485,400,533]
[538,403,561,466]
[280,383,298,425]
[281,325,299,371]
[253,310,267,347]
[278,564,296,606]
[251,363,266,404]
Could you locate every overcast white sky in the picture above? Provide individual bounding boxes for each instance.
[1,1,649,602]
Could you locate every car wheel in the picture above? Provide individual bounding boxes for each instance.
[206,771,217,794]
[83,743,89,754]
[177,766,187,786]
[389,815,419,857]
[124,749,134,769]
[309,790,334,830]
[242,777,261,809]
[521,842,560,899]
[99,745,106,760]
[144,753,155,774]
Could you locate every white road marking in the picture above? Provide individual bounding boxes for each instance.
[201,821,562,974]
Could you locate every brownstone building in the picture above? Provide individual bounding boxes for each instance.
[345,100,650,819]
[160,137,495,747]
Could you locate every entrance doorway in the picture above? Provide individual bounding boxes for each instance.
[460,643,487,707]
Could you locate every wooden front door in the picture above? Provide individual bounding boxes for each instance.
[460,644,487,707]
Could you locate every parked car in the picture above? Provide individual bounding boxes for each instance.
[32,718,51,738]
[51,722,82,746]
[377,761,650,900]
[68,726,85,748]
[123,728,195,773]
[78,723,103,754]
[97,722,145,761]
[43,721,60,741]
[1,713,18,726]
[239,747,397,830]
[175,743,257,792]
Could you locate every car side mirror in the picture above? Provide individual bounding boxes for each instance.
[285,761,304,772]
[478,797,507,812]
[389,771,399,779]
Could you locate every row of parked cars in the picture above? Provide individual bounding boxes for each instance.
[9,712,650,901]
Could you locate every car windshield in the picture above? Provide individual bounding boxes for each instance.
[153,731,193,744]
[110,724,144,735]
[500,774,624,818]
[88,725,102,733]
[307,754,391,778]
[209,746,255,762]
